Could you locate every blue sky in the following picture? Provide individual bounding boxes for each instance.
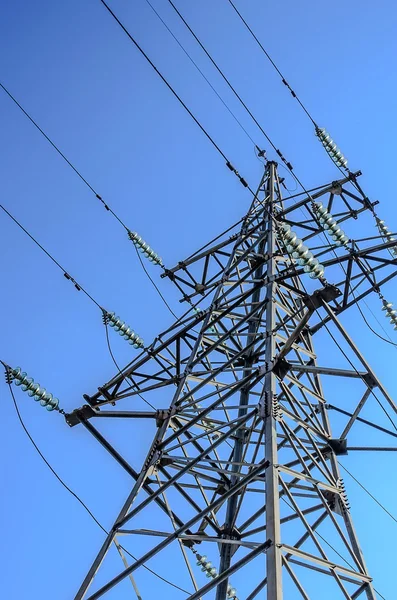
[1,1,397,598]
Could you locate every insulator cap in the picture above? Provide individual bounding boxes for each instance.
[313,203,349,247]
[315,127,348,168]
[376,217,397,257]
[10,367,60,411]
[381,298,397,330]
[106,312,144,348]
[128,231,163,266]
[277,221,326,278]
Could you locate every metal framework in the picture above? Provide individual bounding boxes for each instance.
[67,161,397,599]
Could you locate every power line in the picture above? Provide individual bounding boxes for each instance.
[0,82,129,229]
[317,307,397,433]
[340,463,397,526]
[280,496,387,599]
[165,0,293,169]
[6,382,191,595]
[135,0,397,440]
[98,0,253,193]
[165,0,397,353]
[356,297,397,350]
[104,323,156,410]
[163,0,377,245]
[226,0,317,126]
[272,210,397,434]
[0,82,190,320]
[143,0,258,147]
[225,0,351,181]
[167,0,396,352]
[133,244,179,320]
[1,197,205,358]
[0,201,102,309]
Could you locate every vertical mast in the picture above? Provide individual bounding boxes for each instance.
[263,161,283,599]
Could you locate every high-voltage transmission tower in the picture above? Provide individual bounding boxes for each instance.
[66,161,397,599]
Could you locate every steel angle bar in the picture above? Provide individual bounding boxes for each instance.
[347,446,397,451]
[86,460,270,599]
[240,504,324,540]
[279,404,329,443]
[113,538,142,600]
[280,545,373,583]
[186,540,272,600]
[282,555,310,600]
[279,421,335,487]
[160,375,261,449]
[321,299,397,416]
[115,409,258,531]
[327,404,397,439]
[286,558,366,585]
[277,465,340,495]
[289,364,367,379]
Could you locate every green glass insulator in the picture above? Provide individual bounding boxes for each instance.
[15,372,27,386]
[382,302,393,310]
[304,258,319,272]
[309,264,325,279]
[284,231,297,246]
[28,383,41,397]
[40,392,52,407]
[21,377,34,392]
[107,312,116,327]
[209,568,217,577]
[298,251,313,266]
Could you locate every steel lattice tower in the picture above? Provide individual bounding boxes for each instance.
[67,161,397,599]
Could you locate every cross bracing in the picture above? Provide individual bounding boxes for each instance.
[67,162,396,600]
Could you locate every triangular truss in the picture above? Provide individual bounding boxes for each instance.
[67,162,397,599]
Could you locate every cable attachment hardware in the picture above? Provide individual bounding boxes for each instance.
[375,217,397,258]
[315,127,348,168]
[8,366,60,411]
[380,297,397,330]
[103,310,145,348]
[63,272,81,291]
[277,222,325,279]
[337,477,351,512]
[312,202,349,247]
[193,551,238,598]
[128,231,163,266]
[226,161,248,187]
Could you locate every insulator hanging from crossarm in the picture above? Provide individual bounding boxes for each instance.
[315,127,348,169]
[7,366,60,411]
[375,217,397,258]
[313,202,349,247]
[194,552,238,598]
[277,222,325,279]
[381,297,397,330]
[128,231,163,266]
[103,311,145,348]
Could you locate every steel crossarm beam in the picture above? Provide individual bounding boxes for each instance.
[280,545,373,583]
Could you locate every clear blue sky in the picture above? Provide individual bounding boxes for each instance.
[1,1,396,598]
